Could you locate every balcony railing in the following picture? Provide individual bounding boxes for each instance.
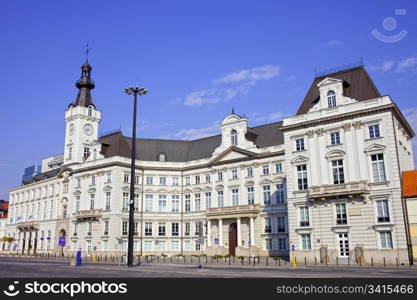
[206,204,261,219]
[74,209,103,221]
[309,181,370,200]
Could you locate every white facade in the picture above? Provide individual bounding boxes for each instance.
[4,64,415,264]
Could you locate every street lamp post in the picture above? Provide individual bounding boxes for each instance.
[124,86,148,267]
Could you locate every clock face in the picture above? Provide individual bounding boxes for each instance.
[84,124,93,136]
[69,124,74,136]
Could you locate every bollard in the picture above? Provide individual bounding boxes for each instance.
[348,257,350,266]
[315,257,317,265]
[191,256,193,263]
[383,257,386,267]
[205,256,208,264]
[229,256,231,265]
[279,258,281,267]
[371,257,374,267]
[253,257,256,266]
[266,257,268,266]
[304,257,307,266]
[292,256,297,267]
[396,257,399,268]
[336,257,338,266]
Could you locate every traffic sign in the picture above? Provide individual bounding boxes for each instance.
[58,236,66,246]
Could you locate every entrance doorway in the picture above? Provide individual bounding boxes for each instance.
[229,223,237,256]
[59,229,66,256]
[338,233,349,257]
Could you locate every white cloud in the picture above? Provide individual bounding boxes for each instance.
[396,56,417,73]
[183,89,220,107]
[325,40,343,47]
[213,65,280,85]
[168,122,220,140]
[403,107,417,164]
[369,60,396,72]
[249,111,289,123]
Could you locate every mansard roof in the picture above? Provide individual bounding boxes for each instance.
[99,121,283,162]
[22,168,61,185]
[296,66,381,115]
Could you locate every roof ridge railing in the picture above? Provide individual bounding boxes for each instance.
[314,59,364,78]
[99,128,122,137]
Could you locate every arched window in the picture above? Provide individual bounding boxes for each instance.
[231,130,238,146]
[327,90,337,108]
[158,153,166,162]
[88,106,93,116]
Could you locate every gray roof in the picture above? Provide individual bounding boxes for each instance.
[99,121,284,162]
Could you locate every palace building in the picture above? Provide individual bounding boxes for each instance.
[4,61,415,264]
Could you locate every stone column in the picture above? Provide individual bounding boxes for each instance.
[237,217,241,247]
[207,220,212,247]
[28,231,33,255]
[22,231,26,254]
[218,219,223,246]
[33,230,38,254]
[250,217,255,247]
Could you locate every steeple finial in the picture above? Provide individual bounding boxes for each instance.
[72,52,95,107]
[231,107,235,115]
[84,42,91,63]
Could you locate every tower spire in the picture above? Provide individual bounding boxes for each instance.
[73,54,95,107]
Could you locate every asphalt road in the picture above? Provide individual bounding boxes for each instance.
[0,257,416,278]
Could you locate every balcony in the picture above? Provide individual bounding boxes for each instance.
[74,209,103,221]
[309,181,370,201]
[16,221,40,230]
[206,204,261,219]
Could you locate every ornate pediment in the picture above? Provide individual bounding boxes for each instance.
[290,155,309,164]
[325,149,346,159]
[317,77,343,88]
[259,178,273,185]
[244,180,255,187]
[156,188,169,193]
[73,190,81,196]
[271,176,285,183]
[103,185,112,192]
[209,146,256,165]
[192,187,203,193]
[121,186,130,192]
[87,187,96,194]
[215,184,224,191]
[202,186,212,192]
[364,143,387,153]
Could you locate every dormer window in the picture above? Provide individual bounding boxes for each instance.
[158,153,166,162]
[327,90,337,108]
[231,129,238,146]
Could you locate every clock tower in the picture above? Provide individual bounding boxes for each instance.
[63,61,101,165]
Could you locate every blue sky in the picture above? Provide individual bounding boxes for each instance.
[1,0,417,200]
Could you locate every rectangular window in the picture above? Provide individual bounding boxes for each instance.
[157,240,165,251]
[332,160,345,184]
[277,216,286,232]
[185,194,191,212]
[145,222,152,236]
[217,172,223,181]
[171,240,179,251]
[145,194,153,212]
[232,189,239,206]
[371,154,386,182]
[146,176,153,185]
[369,124,381,139]
[195,175,200,184]
[262,165,269,175]
[171,223,179,236]
[172,177,179,186]
[217,191,224,207]
[205,192,211,209]
[247,187,255,205]
[278,238,287,250]
[75,196,80,212]
[205,174,211,183]
[195,222,201,236]
[159,177,166,186]
[194,194,201,211]
[158,195,167,212]
[134,175,140,185]
[247,167,253,177]
[106,172,111,183]
[297,165,308,190]
[158,223,166,236]
[134,222,138,235]
[264,218,272,233]
[301,234,311,250]
[49,200,54,219]
[89,194,95,210]
[266,238,272,250]
[231,169,238,180]
[335,203,347,225]
[263,185,271,205]
[171,195,180,212]
[377,200,390,223]
[105,192,111,210]
[83,147,90,159]
[380,231,393,249]
[275,163,283,174]
[122,192,129,210]
[299,206,310,227]
[276,184,285,204]
[295,138,305,151]
[134,193,139,211]
[185,222,190,236]
[122,221,128,235]
[123,173,130,183]
[104,221,109,235]
[330,132,341,145]
[91,176,96,185]
[77,179,81,188]
[185,177,191,185]
[144,240,152,251]
[184,241,190,250]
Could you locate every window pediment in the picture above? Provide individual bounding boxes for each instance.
[103,185,112,191]
[259,178,273,185]
[317,77,343,88]
[215,184,224,191]
[291,155,309,164]
[244,180,255,187]
[364,143,386,153]
[87,187,96,194]
[325,149,346,159]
